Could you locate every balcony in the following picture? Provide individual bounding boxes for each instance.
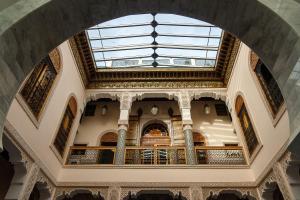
[66,146,247,166]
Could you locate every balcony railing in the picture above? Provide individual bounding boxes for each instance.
[195,146,246,165]
[66,146,116,165]
[65,146,246,166]
[125,147,186,165]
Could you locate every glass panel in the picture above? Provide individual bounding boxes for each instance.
[157,48,207,58]
[101,36,153,48]
[156,25,210,36]
[100,25,152,38]
[156,36,208,46]
[86,13,223,68]
[174,58,192,65]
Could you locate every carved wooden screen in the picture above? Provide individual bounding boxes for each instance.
[251,54,284,116]
[20,56,57,118]
[126,116,139,146]
[54,97,77,156]
[171,116,184,146]
[235,96,259,157]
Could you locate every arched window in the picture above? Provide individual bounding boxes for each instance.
[53,96,77,156]
[250,52,284,116]
[235,95,259,157]
[20,49,61,118]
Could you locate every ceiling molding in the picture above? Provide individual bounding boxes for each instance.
[70,31,239,89]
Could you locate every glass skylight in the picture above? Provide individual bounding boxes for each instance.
[86,14,223,69]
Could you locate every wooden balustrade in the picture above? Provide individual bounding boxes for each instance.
[65,146,247,166]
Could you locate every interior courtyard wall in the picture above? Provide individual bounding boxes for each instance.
[75,101,120,146]
[5,41,86,179]
[191,100,239,146]
[227,43,290,180]
[74,100,239,146]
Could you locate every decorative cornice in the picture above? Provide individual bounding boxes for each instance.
[223,38,241,86]
[70,32,239,89]
[88,81,225,89]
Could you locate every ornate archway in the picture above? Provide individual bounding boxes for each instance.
[0,0,299,152]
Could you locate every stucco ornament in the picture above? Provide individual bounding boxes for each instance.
[151,105,159,115]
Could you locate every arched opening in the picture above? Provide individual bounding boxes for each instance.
[0,148,14,199]
[207,190,256,200]
[235,95,260,160]
[141,122,170,146]
[58,190,104,200]
[124,190,187,200]
[262,182,284,200]
[250,51,285,118]
[100,132,118,146]
[53,96,78,157]
[29,182,51,200]
[0,135,27,200]
[99,132,118,164]
[19,48,61,119]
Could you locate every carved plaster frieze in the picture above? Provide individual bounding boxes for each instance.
[107,186,121,200]
[36,171,56,195]
[190,186,204,200]
[257,170,277,197]
[20,163,40,200]
[273,162,295,200]
[88,81,225,89]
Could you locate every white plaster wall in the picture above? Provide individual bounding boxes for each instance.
[191,100,239,146]
[226,43,290,179]
[75,101,120,146]
[58,167,255,183]
[5,41,86,179]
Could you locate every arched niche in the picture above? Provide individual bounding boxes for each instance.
[140,120,170,146]
[99,132,118,146]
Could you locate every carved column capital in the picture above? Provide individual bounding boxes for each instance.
[118,124,128,132]
[183,124,193,131]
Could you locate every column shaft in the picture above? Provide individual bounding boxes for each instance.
[115,126,127,165]
[183,125,197,165]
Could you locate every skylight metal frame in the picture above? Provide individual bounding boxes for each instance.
[86,14,223,69]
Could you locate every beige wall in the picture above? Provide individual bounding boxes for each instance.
[75,99,239,146]
[5,41,86,179]
[75,101,120,146]
[191,100,239,146]
[226,43,290,179]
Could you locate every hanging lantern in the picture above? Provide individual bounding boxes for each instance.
[151,105,159,116]
[101,105,108,115]
[204,104,210,114]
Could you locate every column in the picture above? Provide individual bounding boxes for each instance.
[273,161,295,200]
[115,124,128,165]
[183,123,197,165]
[114,94,132,165]
[178,92,197,165]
